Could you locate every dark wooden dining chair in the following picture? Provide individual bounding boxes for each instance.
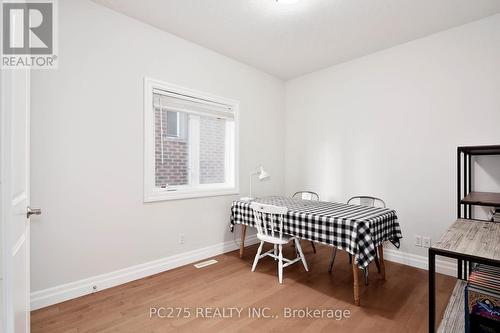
[328,196,386,285]
[292,191,320,253]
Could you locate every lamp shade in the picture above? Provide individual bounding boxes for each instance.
[257,166,270,181]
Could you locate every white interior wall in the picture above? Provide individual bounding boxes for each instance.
[30,0,500,307]
[30,0,285,294]
[285,14,500,259]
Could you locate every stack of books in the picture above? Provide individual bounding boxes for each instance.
[488,208,500,222]
[466,264,500,332]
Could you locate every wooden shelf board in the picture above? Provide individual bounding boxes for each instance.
[461,191,500,207]
[431,219,500,263]
[437,280,467,333]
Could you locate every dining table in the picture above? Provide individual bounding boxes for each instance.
[230,196,402,306]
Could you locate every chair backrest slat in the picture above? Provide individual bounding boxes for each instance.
[292,191,320,201]
[347,195,386,208]
[250,202,287,240]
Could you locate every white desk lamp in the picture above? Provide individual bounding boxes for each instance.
[240,166,270,201]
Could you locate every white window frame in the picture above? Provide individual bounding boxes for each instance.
[144,77,239,202]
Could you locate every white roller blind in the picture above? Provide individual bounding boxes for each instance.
[153,89,234,120]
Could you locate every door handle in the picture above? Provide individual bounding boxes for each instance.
[26,206,42,218]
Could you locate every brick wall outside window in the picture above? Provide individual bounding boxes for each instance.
[199,117,226,184]
[154,110,226,187]
[155,109,189,187]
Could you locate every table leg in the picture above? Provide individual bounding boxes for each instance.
[352,255,360,306]
[239,225,247,258]
[378,244,386,280]
[429,249,436,333]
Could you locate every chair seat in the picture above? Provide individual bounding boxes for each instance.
[257,233,294,245]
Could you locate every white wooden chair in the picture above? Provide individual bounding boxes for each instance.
[328,196,386,285]
[250,202,309,284]
[292,191,320,253]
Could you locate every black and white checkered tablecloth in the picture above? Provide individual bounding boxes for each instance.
[230,196,402,268]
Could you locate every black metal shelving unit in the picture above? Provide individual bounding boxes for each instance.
[429,145,500,333]
[457,145,500,220]
[456,145,500,279]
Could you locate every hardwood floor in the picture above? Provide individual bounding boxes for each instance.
[31,243,455,333]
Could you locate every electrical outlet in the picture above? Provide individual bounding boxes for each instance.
[415,235,422,247]
[423,237,431,248]
[179,233,185,245]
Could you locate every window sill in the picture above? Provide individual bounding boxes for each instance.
[144,187,239,202]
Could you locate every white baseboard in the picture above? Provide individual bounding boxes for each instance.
[383,247,457,277]
[31,239,456,311]
[30,234,259,311]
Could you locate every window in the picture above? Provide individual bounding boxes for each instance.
[165,110,180,138]
[144,78,239,201]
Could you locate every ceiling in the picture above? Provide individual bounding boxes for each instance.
[93,0,500,80]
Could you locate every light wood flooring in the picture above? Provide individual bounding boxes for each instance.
[31,243,455,332]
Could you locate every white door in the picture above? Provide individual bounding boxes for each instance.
[1,67,34,332]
